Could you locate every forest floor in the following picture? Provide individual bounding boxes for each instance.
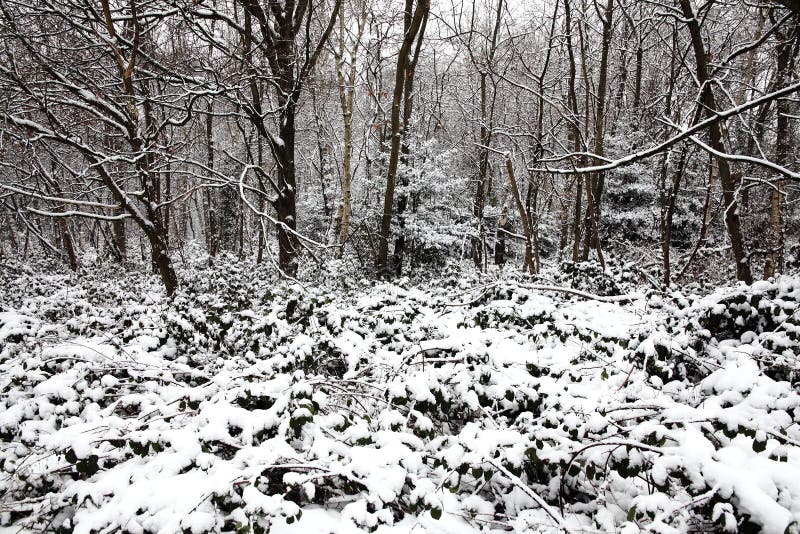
[1,257,800,534]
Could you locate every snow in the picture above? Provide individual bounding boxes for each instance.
[2,266,800,533]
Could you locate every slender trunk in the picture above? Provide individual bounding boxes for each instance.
[565,0,583,263]
[660,23,679,286]
[474,72,489,268]
[275,101,300,277]
[256,136,266,265]
[23,225,30,259]
[376,0,429,276]
[577,5,593,261]
[48,178,78,270]
[505,156,535,274]
[338,110,353,258]
[335,0,367,258]
[677,177,713,281]
[164,160,171,251]
[586,0,613,262]
[528,182,541,272]
[112,207,126,262]
[764,22,797,278]
[736,10,766,106]
[2,214,19,255]
[612,14,629,134]
[739,11,768,214]
[494,207,509,265]
[392,0,429,276]
[527,0,557,272]
[679,0,752,284]
[581,174,605,268]
[204,101,217,257]
[58,218,78,271]
[632,43,643,129]
[662,149,687,285]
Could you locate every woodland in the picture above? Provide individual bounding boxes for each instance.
[2,0,800,532]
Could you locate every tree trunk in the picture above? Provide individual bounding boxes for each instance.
[505,155,535,274]
[112,207,127,262]
[256,136,266,265]
[494,207,509,266]
[335,0,367,259]
[147,222,178,296]
[58,217,78,271]
[204,101,217,257]
[275,102,300,277]
[376,0,429,276]
[392,0,429,277]
[473,72,489,269]
[679,0,752,284]
[338,112,353,258]
[564,0,583,263]
[764,22,797,278]
[659,23,680,286]
[584,0,613,262]
[661,149,687,286]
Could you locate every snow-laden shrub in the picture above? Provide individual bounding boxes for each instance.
[2,263,800,533]
[552,259,642,296]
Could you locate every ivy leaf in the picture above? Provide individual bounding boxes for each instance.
[76,455,100,477]
[627,505,637,522]
[586,463,596,480]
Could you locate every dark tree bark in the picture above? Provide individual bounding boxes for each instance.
[236,0,342,277]
[471,0,504,271]
[393,0,430,277]
[112,208,127,262]
[494,208,509,266]
[375,0,429,277]
[581,0,612,268]
[678,0,752,284]
[564,0,583,263]
[764,20,798,278]
[204,100,218,258]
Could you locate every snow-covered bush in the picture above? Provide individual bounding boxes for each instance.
[552,260,644,296]
[2,261,800,533]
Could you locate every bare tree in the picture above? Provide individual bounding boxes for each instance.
[0,0,183,293]
[375,0,429,276]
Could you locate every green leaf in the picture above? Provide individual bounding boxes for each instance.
[627,506,637,522]
[586,463,596,480]
[131,441,150,457]
[430,507,442,520]
[76,455,99,477]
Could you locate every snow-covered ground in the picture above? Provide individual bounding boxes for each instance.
[1,263,799,533]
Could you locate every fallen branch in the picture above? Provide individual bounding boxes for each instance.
[522,283,643,303]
